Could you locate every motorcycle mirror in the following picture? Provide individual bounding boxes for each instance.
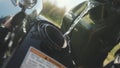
[11,0,37,9]
[19,0,37,9]
[11,0,43,15]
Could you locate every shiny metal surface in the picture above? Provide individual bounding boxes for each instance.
[0,0,42,17]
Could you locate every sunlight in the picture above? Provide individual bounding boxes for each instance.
[56,0,86,10]
[47,0,86,10]
[55,0,69,8]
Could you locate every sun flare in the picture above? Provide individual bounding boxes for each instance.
[48,0,85,10]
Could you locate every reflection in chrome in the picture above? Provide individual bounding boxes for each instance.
[64,1,96,36]
[11,0,37,9]
[19,0,37,9]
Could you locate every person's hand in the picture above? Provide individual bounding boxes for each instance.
[2,11,26,31]
[2,16,13,29]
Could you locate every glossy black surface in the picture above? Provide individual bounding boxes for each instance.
[61,1,120,67]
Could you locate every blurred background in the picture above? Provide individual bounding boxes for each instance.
[41,0,85,26]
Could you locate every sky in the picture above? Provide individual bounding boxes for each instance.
[47,0,86,10]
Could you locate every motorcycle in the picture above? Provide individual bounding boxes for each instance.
[61,0,120,68]
[0,0,120,68]
[0,0,74,68]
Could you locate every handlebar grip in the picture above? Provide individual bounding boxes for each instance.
[11,11,26,27]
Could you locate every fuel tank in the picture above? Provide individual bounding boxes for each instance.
[3,20,74,68]
[61,1,120,67]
